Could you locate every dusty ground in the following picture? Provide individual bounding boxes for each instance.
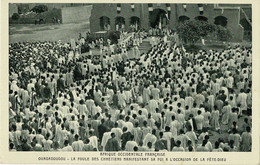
[9,22,90,43]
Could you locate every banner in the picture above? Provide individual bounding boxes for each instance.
[70,38,76,51]
[131,3,134,11]
[148,3,153,12]
[117,4,121,14]
[198,4,204,15]
[166,4,171,11]
[183,4,187,11]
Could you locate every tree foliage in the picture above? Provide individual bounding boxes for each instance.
[108,31,120,44]
[215,25,233,41]
[31,5,48,14]
[11,13,20,20]
[176,20,201,44]
[177,20,232,44]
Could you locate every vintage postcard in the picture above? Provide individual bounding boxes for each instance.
[0,0,260,164]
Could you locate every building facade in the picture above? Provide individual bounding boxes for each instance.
[90,3,252,41]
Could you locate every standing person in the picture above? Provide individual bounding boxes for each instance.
[196,140,209,152]
[237,89,248,114]
[88,130,99,151]
[98,119,108,141]
[105,133,120,151]
[155,132,167,151]
[118,89,126,109]
[125,135,138,151]
[61,140,73,151]
[78,100,88,119]
[185,125,197,148]
[228,128,241,149]
[133,36,140,59]
[132,122,142,145]
[222,102,231,125]
[42,133,53,151]
[143,129,157,148]
[202,107,211,130]
[172,140,185,152]
[99,38,104,55]
[101,131,112,151]
[71,134,84,151]
[111,122,123,147]
[240,126,251,151]
[195,110,204,134]
[212,141,223,152]
[121,127,132,150]
[175,129,191,149]
[57,75,65,93]
[211,106,220,133]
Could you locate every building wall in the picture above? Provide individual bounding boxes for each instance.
[61,5,92,23]
[90,4,143,32]
[240,7,252,20]
[90,3,250,41]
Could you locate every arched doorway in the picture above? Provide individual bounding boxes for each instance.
[240,18,252,31]
[195,16,208,22]
[240,18,252,40]
[178,15,190,23]
[99,16,110,31]
[214,16,228,27]
[149,8,167,28]
[130,16,140,30]
[115,16,125,31]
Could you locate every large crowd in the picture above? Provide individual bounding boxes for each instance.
[9,27,252,152]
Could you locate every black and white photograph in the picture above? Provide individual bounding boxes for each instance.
[8,3,253,153]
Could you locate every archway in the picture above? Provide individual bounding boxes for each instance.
[149,8,168,28]
[195,16,208,22]
[240,18,252,40]
[178,15,190,23]
[99,16,110,31]
[240,18,252,31]
[214,16,228,27]
[130,16,140,30]
[115,16,125,31]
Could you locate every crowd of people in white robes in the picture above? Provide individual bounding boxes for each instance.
[9,29,252,152]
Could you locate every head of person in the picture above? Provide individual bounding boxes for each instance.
[202,140,207,147]
[111,132,116,138]
[123,127,128,133]
[171,115,175,121]
[64,140,69,146]
[152,129,156,135]
[197,110,202,115]
[188,146,193,152]
[246,126,251,132]
[214,141,220,149]
[176,140,181,147]
[147,142,152,149]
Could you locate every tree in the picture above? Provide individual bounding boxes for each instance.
[31,5,48,13]
[11,13,20,20]
[197,21,216,38]
[215,25,233,41]
[108,31,120,44]
[177,20,232,44]
[177,20,202,44]
[177,20,217,44]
